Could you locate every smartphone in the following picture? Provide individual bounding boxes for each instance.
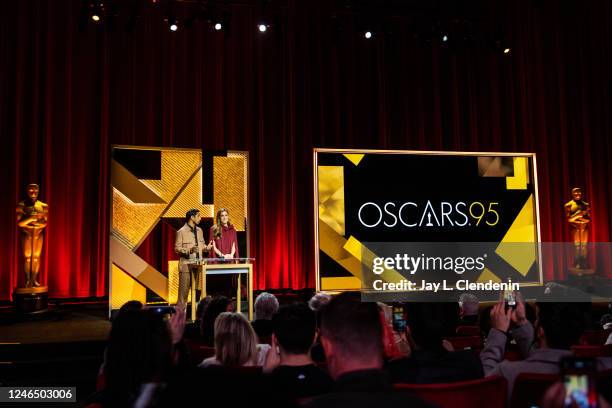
[150,306,176,316]
[561,357,598,408]
[504,289,516,310]
[392,304,406,332]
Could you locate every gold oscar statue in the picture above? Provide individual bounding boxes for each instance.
[16,184,48,287]
[564,187,591,270]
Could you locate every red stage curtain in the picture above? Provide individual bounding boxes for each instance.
[1,0,611,300]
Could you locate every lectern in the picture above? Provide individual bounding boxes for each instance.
[183,258,254,321]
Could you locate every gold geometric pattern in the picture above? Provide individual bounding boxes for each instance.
[112,188,166,251]
[214,156,247,231]
[167,260,197,305]
[318,166,345,236]
[495,194,537,276]
[110,236,169,299]
[111,264,147,310]
[343,153,365,166]
[342,236,406,285]
[318,220,361,278]
[228,151,249,226]
[140,150,202,202]
[110,146,249,313]
[476,267,502,284]
[163,168,214,219]
[506,157,529,190]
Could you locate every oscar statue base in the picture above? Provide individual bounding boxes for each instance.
[13,286,49,314]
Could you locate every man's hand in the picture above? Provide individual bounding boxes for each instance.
[490,298,511,333]
[511,291,528,327]
[189,246,199,254]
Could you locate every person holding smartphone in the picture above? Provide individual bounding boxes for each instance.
[480,295,612,400]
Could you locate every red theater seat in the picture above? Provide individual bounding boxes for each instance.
[510,372,559,408]
[504,349,523,361]
[444,336,483,350]
[572,344,612,358]
[185,340,216,365]
[456,325,481,337]
[205,365,263,376]
[394,376,507,408]
[579,329,612,345]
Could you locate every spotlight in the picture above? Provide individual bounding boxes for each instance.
[442,34,448,42]
[214,22,222,31]
[364,31,372,39]
[503,47,511,54]
[167,17,178,31]
[89,0,104,23]
[258,23,267,32]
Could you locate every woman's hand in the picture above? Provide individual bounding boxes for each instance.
[169,303,186,345]
[263,341,281,373]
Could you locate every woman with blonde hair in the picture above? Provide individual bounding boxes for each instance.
[199,312,270,367]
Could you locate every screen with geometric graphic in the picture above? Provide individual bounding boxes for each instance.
[314,149,542,297]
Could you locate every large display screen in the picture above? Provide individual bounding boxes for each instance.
[314,149,542,298]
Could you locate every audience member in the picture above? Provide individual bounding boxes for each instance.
[458,293,480,325]
[183,296,211,339]
[305,292,431,408]
[386,302,484,384]
[252,292,279,343]
[481,295,612,397]
[200,312,271,367]
[89,305,185,408]
[308,292,332,363]
[265,303,332,400]
[308,292,332,321]
[479,304,494,339]
[200,295,232,346]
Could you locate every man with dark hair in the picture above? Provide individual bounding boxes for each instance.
[174,209,211,305]
[481,296,612,398]
[386,302,483,384]
[306,292,430,408]
[458,293,480,325]
[265,303,332,400]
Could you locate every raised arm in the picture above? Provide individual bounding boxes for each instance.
[480,300,510,375]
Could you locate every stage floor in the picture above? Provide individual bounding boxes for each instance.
[0,301,110,344]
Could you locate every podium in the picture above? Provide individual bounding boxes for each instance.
[183,258,254,321]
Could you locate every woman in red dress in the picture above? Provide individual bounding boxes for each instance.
[209,208,239,259]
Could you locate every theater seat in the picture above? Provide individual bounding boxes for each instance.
[203,365,263,376]
[394,375,507,408]
[504,349,523,361]
[510,372,559,408]
[444,336,483,350]
[456,325,481,337]
[184,340,216,366]
[572,344,612,358]
[579,329,612,345]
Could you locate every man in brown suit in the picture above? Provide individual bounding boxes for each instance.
[175,209,211,305]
